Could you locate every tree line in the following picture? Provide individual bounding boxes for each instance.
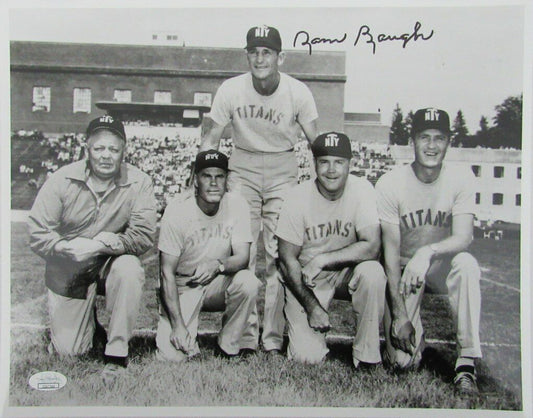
[389,94,523,149]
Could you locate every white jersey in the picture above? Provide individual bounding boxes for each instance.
[275,176,380,266]
[158,192,253,282]
[375,163,476,266]
[209,72,318,153]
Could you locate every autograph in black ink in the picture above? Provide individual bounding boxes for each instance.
[293,21,434,55]
[292,31,347,55]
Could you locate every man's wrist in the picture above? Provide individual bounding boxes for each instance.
[417,244,436,259]
[216,258,226,274]
[53,240,68,255]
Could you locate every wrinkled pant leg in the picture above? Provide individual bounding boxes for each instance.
[104,254,145,357]
[48,283,97,356]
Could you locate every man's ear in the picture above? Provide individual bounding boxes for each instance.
[277,51,286,66]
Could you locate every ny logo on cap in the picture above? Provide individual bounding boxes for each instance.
[424,108,440,121]
[255,25,270,37]
[205,153,219,160]
[99,115,115,123]
[325,133,340,147]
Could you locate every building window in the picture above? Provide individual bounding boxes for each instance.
[152,34,158,40]
[517,167,521,179]
[471,165,481,177]
[194,92,213,107]
[73,88,91,113]
[114,89,132,103]
[516,194,521,206]
[492,193,503,205]
[494,166,504,178]
[475,193,481,204]
[32,86,51,112]
[154,90,171,104]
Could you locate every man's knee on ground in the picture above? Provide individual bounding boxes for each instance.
[451,252,480,280]
[290,346,326,364]
[388,348,419,369]
[108,254,145,284]
[229,269,261,298]
[50,335,91,357]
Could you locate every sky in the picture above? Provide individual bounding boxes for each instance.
[7,3,527,132]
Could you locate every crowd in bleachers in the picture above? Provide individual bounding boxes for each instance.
[12,125,395,212]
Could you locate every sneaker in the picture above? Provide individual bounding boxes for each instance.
[454,371,478,395]
[101,362,127,385]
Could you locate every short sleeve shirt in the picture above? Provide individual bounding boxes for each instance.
[375,163,476,266]
[275,176,379,266]
[209,72,318,152]
[158,192,253,277]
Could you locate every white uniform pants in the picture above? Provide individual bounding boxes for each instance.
[47,255,145,357]
[284,261,386,366]
[383,252,482,368]
[228,147,298,351]
[156,270,261,361]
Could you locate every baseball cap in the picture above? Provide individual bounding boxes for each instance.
[312,132,352,159]
[245,25,282,52]
[86,115,126,141]
[411,108,451,136]
[194,150,229,173]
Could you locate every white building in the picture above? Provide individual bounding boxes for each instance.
[390,146,521,224]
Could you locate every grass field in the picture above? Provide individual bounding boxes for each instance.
[8,221,522,410]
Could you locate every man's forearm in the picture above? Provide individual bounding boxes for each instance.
[385,263,409,320]
[281,257,323,314]
[217,254,248,275]
[320,240,380,271]
[199,117,223,151]
[160,269,187,330]
[424,234,472,258]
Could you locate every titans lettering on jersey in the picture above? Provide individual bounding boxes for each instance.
[401,208,452,230]
[304,219,356,241]
[234,105,285,125]
[184,223,233,248]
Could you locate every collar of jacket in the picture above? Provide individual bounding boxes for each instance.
[64,160,138,187]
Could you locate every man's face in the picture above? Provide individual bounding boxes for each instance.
[315,155,350,198]
[246,46,283,81]
[412,128,450,169]
[195,167,227,205]
[87,130,125,180]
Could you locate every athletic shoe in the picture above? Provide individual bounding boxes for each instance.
[453,371,478,395]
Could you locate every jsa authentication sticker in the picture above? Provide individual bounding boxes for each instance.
[28,371,67,391]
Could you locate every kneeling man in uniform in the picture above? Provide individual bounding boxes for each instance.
[156,150,261,361]
[276,132,386,367]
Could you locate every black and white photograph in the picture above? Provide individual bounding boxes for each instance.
[1,2,532,416]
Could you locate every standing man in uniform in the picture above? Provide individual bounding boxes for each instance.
[200,25,319,354]
[376,108,482,395]
[28,115,157,382]
[156,150,261,361]
[276,132,386,366]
